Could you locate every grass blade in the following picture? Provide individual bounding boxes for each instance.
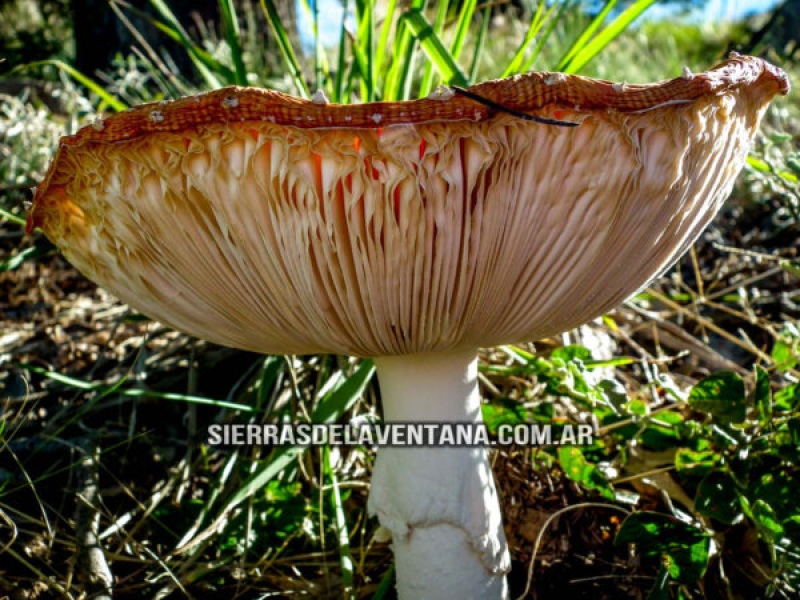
[226,446,302,510]
[147,0,226,88]
[1,240,54,272]
[400,9,469,89]
[503,0,551,77]
[558,0,618,72]
[449,0,476,61]
[522,0,575,73]
[260,0,310,98]
[373,0,398,93]
[560,0,658,74]
[26,60,128,112]
[334,0,350,102]
[218,0,248,86]
[355,0,375,101]
[18,363,258,412]
[312,360,375,424]
[468,4,491,83]
[384,0,426,101]
[0,207,27,228]
[323,446,355,599]
[418,0,449,97]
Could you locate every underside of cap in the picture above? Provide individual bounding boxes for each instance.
[29,57,789,356]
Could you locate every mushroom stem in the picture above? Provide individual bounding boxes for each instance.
[370,351,510,599]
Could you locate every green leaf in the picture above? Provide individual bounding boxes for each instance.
[751,470,796,522]
[674,448,719,477]
[625,398,648,417]
[752,500,783,543]
[558,446,614,499]
[323,447,355,598]
[640,411,684,450]
[616,511,710,584]
[695,471,742,525]
[147,0,227,88]
[27,60,128,112]
[783,515,800,544]
[754,365,772,427]
[218,0,248,86]
[227,446,301,510]
[399,9,469,88]
[559,0,658,74]
[551,345,593,363]
[260,0,309,98]
[688,372,746,424]
[774,383,799,411]
[481,400,529,431]
[0,207,27,228]
[312,360,375,424]
[772,339,798,372]
[0,238,55,272]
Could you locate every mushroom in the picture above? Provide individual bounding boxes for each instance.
[29,55,788,598]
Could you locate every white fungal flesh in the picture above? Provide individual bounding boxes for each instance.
[370,351,509,599]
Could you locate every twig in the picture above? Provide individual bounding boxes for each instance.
[74,441,113,600]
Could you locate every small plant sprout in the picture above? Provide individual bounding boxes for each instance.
[28,56,788,598]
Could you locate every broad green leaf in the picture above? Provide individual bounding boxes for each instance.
[695,471,741,525]
[774,383,799,411]
[752,500,783,543]
[481,400,529,432]
[751,471,795,522]
[552,345,593,363]
[558,446,614,499]
[772,339,798,372]
[640,411,684,450]
[688,372,746,424]
[616,511,710,583]
[783,515,800,544]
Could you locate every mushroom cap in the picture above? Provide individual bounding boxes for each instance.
[29,55,789,356]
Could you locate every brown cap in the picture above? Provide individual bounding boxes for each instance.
[29,55,789,356]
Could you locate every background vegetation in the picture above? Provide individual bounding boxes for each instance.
[0,0,798,598]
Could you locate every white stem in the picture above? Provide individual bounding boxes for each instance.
[369,351,510,600]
